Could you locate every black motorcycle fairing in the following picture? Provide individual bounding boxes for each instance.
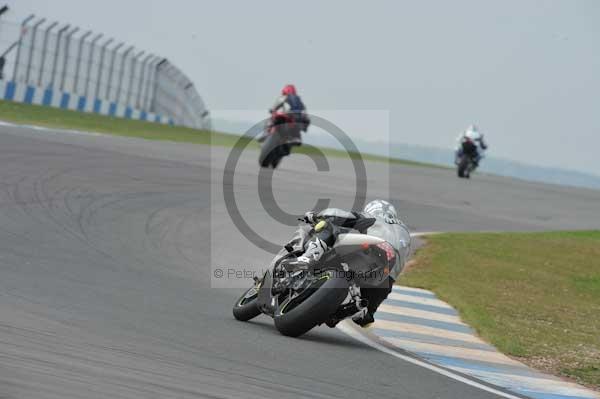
[244,226,396,336]
[315,244,394,288]
[461,140,478,157]
[259,121,303,168]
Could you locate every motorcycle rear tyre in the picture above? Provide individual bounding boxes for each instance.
[274,275,349,337]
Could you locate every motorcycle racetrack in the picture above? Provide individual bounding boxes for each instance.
[1,124,600,399]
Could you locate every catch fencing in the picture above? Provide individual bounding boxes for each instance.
[0,15,210,129]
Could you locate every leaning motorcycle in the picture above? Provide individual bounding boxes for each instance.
[232,223,400,337]
[258,112,304,169]
[456,138,480,178]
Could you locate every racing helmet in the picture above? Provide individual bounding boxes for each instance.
[465,128,482,141]
[363,199,398,220]
[282,84,297,96]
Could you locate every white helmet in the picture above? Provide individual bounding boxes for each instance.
[465,125,482,141]
[363,199,397,220]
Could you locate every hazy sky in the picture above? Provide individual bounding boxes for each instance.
[5,0,600,175]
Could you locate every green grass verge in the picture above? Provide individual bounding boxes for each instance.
[399,231,600,388]
[0,99,247,147]
[0,100,442,169]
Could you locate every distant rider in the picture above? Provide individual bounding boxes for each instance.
[455,124,488,166]
[281,200,411,327]
[258,84,310,142]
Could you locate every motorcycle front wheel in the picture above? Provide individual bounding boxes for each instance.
[271,145,291,169]
[457,157,469,178]
[274,274,349,337]
[232,284,262,321]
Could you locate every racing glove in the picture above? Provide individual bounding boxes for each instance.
[302,211,318,224]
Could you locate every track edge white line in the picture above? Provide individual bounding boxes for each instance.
[337,320,526,399]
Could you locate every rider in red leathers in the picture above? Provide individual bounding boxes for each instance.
[259,84,310,142]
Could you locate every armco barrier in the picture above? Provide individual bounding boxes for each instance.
[0,79,173,125]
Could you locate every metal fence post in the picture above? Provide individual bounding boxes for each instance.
[142,56,160,110]
[94,38,113,99]
[126,50,144,107]
[59,26,79,91]
[105,42,124,100]
[12,14,35,82]
[24,18,45,85]
[116,45,133,103]
[37,21,58,86]
[150,58,167,112]
[162,65,180,123]
[0,6,14,79]
[175,70,187,124]
[83,33,102,97]
[49,24,70,88]
[170,65,184,120]
[136,54,153,109]
[72,30,91,94]
[141,56,156,110]
[0,42,18,60]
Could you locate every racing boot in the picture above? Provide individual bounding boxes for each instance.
[352,310,375,328]
[283,237,328,272]
[353,278,392,328]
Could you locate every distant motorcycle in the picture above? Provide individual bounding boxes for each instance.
[258,112,305,169]
[456,138,481,178]
[232,223,399,337]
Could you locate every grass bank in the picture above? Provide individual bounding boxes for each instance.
[399,231,600,388]
[0,100,441,168]
[0,99,245,146]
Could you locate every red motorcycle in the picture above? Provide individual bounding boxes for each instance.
[258,112,306,169]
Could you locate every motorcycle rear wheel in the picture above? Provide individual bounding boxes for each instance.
[271,156,282,169]
[457,157,469,178]
[274,274,349,337]
[271,145,290,168]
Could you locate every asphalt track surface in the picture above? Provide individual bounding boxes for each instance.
[1,124,599,399]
